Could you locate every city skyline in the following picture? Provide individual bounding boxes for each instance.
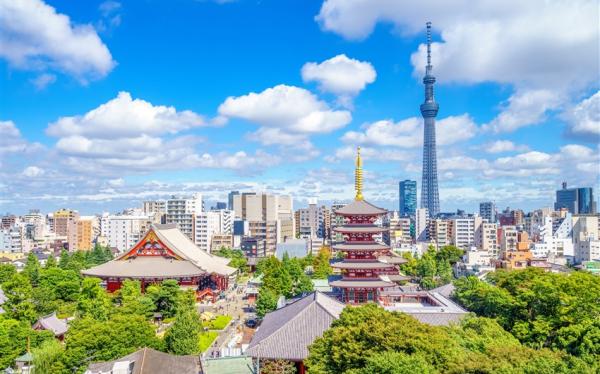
[1,0,599,215]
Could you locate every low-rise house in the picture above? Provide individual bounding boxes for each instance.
[32,312,69,340]
[85,347,201,374]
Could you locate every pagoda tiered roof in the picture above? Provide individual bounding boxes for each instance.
[332,242,390,251]
[331,261,396,269]
[333,225,387,233]
[330,278,396,288]
[335,199,387,216]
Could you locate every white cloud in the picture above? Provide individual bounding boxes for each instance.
[482,89,563,133]
[301,54,376,106]
[341,114,477,148]
[22,166,45,177]
[325,145,412,163]
[219,84,351,134]
[0,0,115,81]
[30,73,56,90]
[0,120,43,155]
[317,1,598,91]
[483,140,529,154]
[107,178,125,187]
[47,91,206,138]
[566,91,600,136]
[44,93,279,176]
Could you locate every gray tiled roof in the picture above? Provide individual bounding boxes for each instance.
[430,283,456,299]
[335,200,387,215]
[81,256,206,278]
[33,312,68,336]
[86,347,200,374]
[245,292,344,361]
[410,312,466,326]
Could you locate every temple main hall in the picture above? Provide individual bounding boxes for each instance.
[82,224,237,299]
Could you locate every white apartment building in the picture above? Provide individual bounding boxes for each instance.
[0,227,23,252]
[573,215,600,263]
[388,211,412,249]
[531,214,574,259]
[143,200,167,215]
[499,226,519,252]
[166,194,203,241]
[100,213,158,252]
[194,210,233,252]
[451,216,482,249]
[476,222,499,255]
[415,208,429,243]
[428,219,450,248]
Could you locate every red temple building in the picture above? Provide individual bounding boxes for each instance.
[330,147,406,303]
[82,224,236,300]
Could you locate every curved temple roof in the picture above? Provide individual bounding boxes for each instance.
[335,199,387,216]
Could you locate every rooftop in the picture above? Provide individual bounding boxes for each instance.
[202,356,254,374]
[33,312,68,336]
[335,200,387,216]
[246,291,344,361]
[85,347,200,374]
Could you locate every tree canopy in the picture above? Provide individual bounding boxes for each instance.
[453,268,600,364]
[306,304,595,374]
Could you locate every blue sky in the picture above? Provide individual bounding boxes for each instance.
[1,0,599,215]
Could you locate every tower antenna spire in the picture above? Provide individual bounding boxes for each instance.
[354,146,363,201]
[426,21,432,75]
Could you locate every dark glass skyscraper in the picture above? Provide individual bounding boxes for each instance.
[555,182,596,214]
[420,22,440,217]
[399,180,417,217]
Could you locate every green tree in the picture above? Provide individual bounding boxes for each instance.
[436,245,464,264]
[44,255,57,269]
[32,339,67,374]
[0,317,54,369]
[305,305,594,374]
[399,252,417,276]
[2,273,37,322]
[165,300,202,355]
[58,250,70,270]
[312,247,332,279]
[23,252,41,286]
[256,288,278,318]
[453,268,600,364]
[77,277,112,321]
[63,314,161,371]
[146,279,181,318]
[116,280,155,318]
[0,263,17,283]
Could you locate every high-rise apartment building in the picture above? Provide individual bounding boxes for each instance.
[228,191,239,210]
[74,216,97,251]
[428,219,450,247]
[143,200,166,215]
[399,180,417,217]
[294,201,330,239]
[479,202,496,223]
[450,216,482,249]
[53,209,79,237]
[476,222,499,255]
[165,194,203,241]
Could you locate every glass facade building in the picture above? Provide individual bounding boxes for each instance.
[399,180,417,217]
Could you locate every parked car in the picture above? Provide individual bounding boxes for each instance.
[245,318,257,328]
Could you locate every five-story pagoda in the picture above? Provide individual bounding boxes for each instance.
[330,147,403,303]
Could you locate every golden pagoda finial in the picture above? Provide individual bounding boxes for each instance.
[355,146,363,201]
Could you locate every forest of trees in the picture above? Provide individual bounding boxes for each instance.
[0,249,208,373]
[400,245,464,289]
[306,303,597,374]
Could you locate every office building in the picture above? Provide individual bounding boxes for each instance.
[399,180,417,217]
[555,183,596,214]
[479,202,496,223]
[415,208,429,242]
